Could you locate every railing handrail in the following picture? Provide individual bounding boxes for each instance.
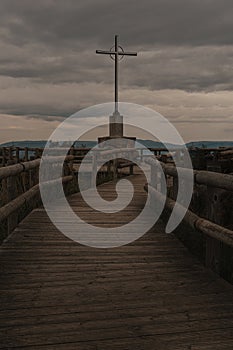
[0,175,73,222]
[145,183,233,247]
[0,155,75,180]
[145,156,233,256]
[0,151,135,236]
[0,159,40,180]
[145,157,233,192]
[0,156,76,237]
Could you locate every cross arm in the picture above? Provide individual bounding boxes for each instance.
[96,50,137,56]
[121,52,137,56]
[96,50,112,55]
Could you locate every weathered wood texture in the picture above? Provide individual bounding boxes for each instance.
[1,171,233,349]
[146,183,233,247]
[145,157,233,191]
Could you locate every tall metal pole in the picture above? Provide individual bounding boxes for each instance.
[115,35,118,113]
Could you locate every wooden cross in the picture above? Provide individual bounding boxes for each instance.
[96,35,137,113]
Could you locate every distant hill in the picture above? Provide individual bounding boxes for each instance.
[73,141,97,148]
[137,140,181,149]
[1,139,233,149]
[138,140,233,149]
[0,140,47,148]
[186,141,233,149]
[0,140,97,148]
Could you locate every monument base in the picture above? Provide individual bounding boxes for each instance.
[98,136,136,148]
[98,110,136,149]
[109,112,123,137]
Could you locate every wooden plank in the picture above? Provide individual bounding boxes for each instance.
[1,171,233,349]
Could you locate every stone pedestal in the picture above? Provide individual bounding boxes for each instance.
[98,135,136,148]
[98,111,136,148]
[109,111,123,138]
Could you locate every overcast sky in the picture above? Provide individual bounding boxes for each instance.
[0,0,233,143]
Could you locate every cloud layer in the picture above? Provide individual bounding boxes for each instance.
[0,0,232,142]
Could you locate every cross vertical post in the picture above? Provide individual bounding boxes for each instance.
[96,35,137,115]
[115,35,119,112]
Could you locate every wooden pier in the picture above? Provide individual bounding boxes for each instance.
[0,148,233,349]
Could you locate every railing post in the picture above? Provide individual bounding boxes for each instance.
[205,186,222,274]
[91,152,97,187]
[107,160,111,176]
[7,161,18,234]
[16,147,20,163]
[35,148,40,159]
[2,147,6,166]
[69,146,74,174]
[173,176,178,200]
[129,163,134,175]
[140,149,143,162]
[205,236,221,274]
[112,156,118,180]
[24,147,29,162]
[151,163,158,189]
[29,169,33,188]
[9,147,13,162]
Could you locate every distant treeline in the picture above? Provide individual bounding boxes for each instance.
[1,139,233,149]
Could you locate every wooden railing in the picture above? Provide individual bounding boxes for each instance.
[1,145,232,166]
[0,147,91,166]
[0,155,76,238]
[1,145,233,280]
[0,147,138,241]
[145,157,233,273]
[2,145,232,246]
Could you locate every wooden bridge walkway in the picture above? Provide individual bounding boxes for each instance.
[1,172,233,349]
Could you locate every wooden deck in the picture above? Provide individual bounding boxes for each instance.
[1,172,233,349]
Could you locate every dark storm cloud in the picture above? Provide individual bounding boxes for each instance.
[0,0,232,94]
[0,0,232,86]
[1,0,233,47]
[0,0,233,128]
[25,114,66,122]
[1,42,233,93]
